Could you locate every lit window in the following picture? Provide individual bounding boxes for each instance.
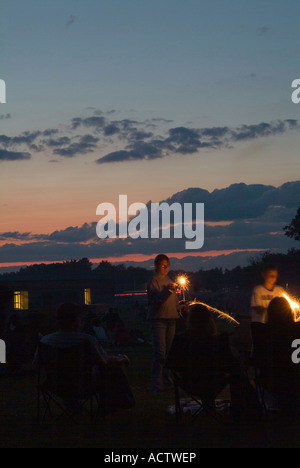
[84,288,91,305]
[14,291,29,310]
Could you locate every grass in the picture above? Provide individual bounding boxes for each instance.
[1,308,300,448]
[1,341,300,448]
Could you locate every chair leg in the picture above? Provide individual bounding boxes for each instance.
[254,368,267,414]
[42,393,54,421]
[37,386,41,424]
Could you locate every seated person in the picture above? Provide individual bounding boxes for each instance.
[36,303,135,411]
[260,297,300,412]
[91,317,109,344]
[166,303,260,419]
[103,307,120,332]
[114,320,133,346]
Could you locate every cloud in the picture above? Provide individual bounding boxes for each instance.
[96,119,299,164]
[42,136,71,147]
[164,181,300,221]
[0,149,31,161]
[0,114,11,120]
[231,120,297,141]
[53,134,99,157]
[103,124,121,136]
[43,128,59,137]
[0,182,299,263]
[0,130,42,149]
[71,116,106,130]
[1,111,299,165]
[258,26,270,36]
[96,140,165,164]
[66,15,76,27]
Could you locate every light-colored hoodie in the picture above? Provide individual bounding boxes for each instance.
[147,273,180,320]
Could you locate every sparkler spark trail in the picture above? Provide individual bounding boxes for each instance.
[189,301,240,325]
[282,293,300,321]
[176,275,190,291]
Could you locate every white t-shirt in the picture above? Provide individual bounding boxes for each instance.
[251,285,285,323]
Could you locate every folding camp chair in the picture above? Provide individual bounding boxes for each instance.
[250,325,300,414]
[37,342,103,424]
[172,370,204,421]
[248,322,268,412]
[171,367,231,422]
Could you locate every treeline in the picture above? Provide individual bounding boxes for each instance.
[1,249,299,295]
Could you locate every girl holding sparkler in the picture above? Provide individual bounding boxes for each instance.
[148,254,186,393]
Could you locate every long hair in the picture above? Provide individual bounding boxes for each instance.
[187,303,217,339]
[268,297,294,334]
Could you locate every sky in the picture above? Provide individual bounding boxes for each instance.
[0,0,300,270]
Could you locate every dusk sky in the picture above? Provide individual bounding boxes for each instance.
[1,0,300,270]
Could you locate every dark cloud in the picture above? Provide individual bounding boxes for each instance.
[96,140,165,164]
[48,223,97,243]
[66,15,76,27]
[43,128,59,137]
[42,137,71,147]
[165,181,300,221]
[127,130,154,142]
[150,118,174,123]
[0,232,46,241]
[166,127,214,154]
[53,134,99,157]
[258,26,270,36]
[97,119,299,164]
[103,124,120,136]
[1,112,299,165]
[231,120,297,141]
[0,131,41,148]
[0,182,298,263]
[0,114,11,120]
[0,149,31,161]
[71,116,106,130]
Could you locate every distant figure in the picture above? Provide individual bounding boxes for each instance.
[5,315,27,370]
[251,264,285,323]
[36,303,135,411]
[103,307,120,332]
[91,317,109,344]
[147,254,183,393]
[114,320,133,346]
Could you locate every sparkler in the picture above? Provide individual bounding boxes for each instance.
[189,301,240,326]
[176,275,190,301]
[282,293,300,321]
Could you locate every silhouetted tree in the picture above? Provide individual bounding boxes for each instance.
[284,207,300,241]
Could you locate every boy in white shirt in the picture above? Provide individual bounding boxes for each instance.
[251,264,285,323]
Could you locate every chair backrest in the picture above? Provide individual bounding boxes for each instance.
[167,332,230,399]
[37,341,93,398]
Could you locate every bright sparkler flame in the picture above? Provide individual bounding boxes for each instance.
[176,275,189,291]
[189,301,240,325]
[282,293,300,321]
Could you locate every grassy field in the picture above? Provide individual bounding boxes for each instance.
[1,340,300,448]
[1,307,300,448]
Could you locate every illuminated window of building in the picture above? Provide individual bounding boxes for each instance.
[14,291,29,310]
[84,288,91,305]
